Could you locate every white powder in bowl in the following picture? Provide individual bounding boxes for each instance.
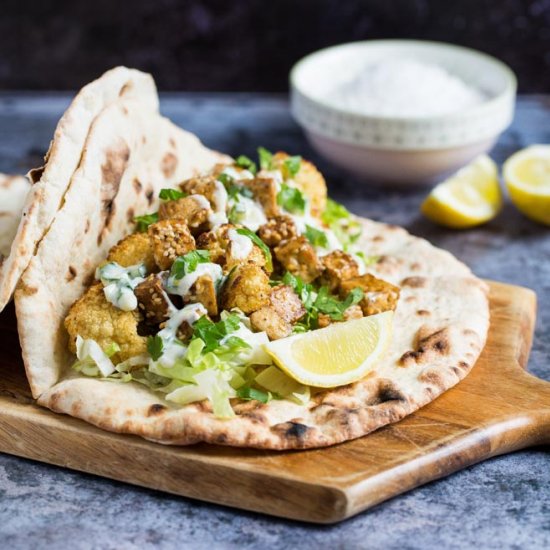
[327,58,485,118]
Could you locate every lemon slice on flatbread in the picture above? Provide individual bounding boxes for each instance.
[263,311,393,388]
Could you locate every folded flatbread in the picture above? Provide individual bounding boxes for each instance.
[0,174,31,259]
[0,67,158,312]
[14,68,489,450]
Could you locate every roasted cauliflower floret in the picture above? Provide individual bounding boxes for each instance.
[257,215,298,248]
[158,195,210,235]
[318,250,360,292]
[107,232,156,273]
[220,264,270,314]
[196,223,232,265]
[250,306,292,340]
[274,236,323,283]
[179,175,224,211]
[185,275,218,317]
[339,274,400,316]
[148,219,195,270]
[243,177,280,217]
[65,283,146,363]
[318,303,363,328]
[273,152,327,217]
[196,224,267,272]
[250,284,305,340]
[134,274,172,325]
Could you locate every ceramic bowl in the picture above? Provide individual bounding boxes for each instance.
[290,40,517,186]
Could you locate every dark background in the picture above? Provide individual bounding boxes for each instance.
[1,0,550,92]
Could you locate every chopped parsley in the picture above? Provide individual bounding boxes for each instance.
[170,250,211,279]
[147,335,164,361]
[217,172,234,188]
[321,198,350,225]
[283,155,302,178]
[304,224,329,248]
[134,212,159,232]
[282,272,364,328]
[235,155,257,175]
[192,314,241,352]
[236,228,273,271]
[277,183,306,215]
[159,188,186,201]
[321,198,362,250]
[227,184,254,200]
[258,146,274,170]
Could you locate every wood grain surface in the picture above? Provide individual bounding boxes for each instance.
[0,280,547,524]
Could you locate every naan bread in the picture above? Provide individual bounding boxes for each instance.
[0,174,31,258]
[0,67,157,312]
[35,219,488,449]
[16,68,489,450]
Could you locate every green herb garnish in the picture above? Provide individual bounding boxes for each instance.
[159,188,186,201]
[235,228,273,270]
[217,172,234,188]
[170,250,211,280]
[222,336,252,351]
[283,155,302,178]
[321,198,362,250]
[282,272,364,327]
[277,183,306,215]
[355,252,380,267]
[304,224,329,248]
[236,386,271,403]
[147,335,164,361]
[192,314,241,353]
[235,155,257,175]
[321,198,350,225]
[228,184,254,201]
[314,287,364,321]
[258,147,274,170]
[134,212,159,232]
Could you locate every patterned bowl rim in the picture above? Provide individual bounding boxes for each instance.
[289,40,517,150]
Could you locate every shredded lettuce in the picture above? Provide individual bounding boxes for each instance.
[74,336,116,377]
[254,365,309,405]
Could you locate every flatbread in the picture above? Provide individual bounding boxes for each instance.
[15,69,489,450]
[0,174,31,258]
[15,98,226,398]
[36,218,489,449]
[0,67,157,312]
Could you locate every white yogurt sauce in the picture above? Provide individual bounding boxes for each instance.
[229,194,267,232]
[155,303,208,368]
[96,262,146,312]
[222,167,254,181]
[227,228,253,260]
[166,262,223,298]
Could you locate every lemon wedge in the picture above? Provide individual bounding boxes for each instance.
[263,311,393,388]
[503,145,550,226]
[421,155,502,228]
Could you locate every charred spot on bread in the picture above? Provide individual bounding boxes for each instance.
[147,404,167,416]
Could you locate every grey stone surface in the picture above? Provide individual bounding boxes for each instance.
[0,93,549,549]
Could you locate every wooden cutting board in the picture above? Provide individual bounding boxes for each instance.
[0,280,548,524]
